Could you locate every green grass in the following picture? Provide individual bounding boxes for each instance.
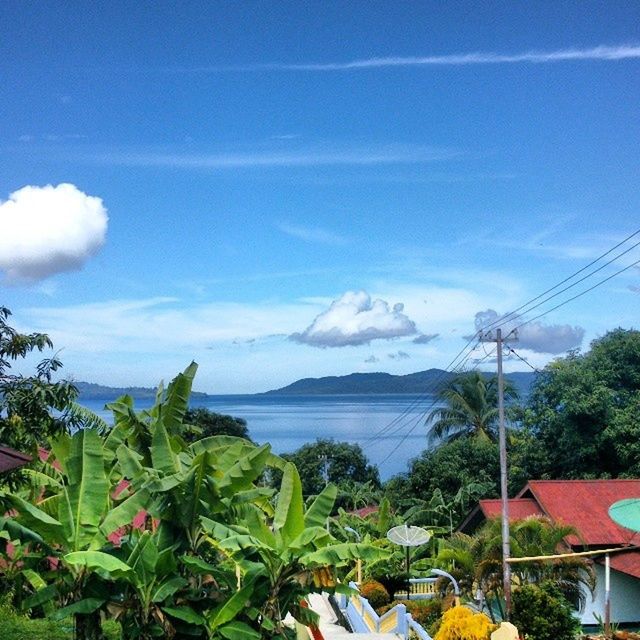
[0,604,120,640]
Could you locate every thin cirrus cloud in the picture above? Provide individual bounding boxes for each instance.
[277,222,347,246]
[194,43,640,72]
[0,183,108,283]
[87,145,460,170]
[275,44,640,71]
[290,290,417,348]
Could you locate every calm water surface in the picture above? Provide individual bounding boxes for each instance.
[80,394,440,479]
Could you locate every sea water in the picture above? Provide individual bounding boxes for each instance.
[79,393,440,480]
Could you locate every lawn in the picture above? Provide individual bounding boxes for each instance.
[0,605,120,640]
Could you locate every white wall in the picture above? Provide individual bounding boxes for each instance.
[580,564,640,625]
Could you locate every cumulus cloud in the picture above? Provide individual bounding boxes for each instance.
[290,290,417,348]
[0,183,108,283]
[413,333,439,344]
[388,350,410,360]
[472,309,584,354]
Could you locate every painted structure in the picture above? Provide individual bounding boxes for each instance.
[0,445,31,473]
[459,479,640,625]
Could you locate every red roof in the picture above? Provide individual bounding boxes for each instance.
[596,550,640,580]
[479,498,543,521]
[519,480,640,547]
[0,445,31,473]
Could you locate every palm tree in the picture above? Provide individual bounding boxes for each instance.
[426,370,519,443]
[434,516,595,618]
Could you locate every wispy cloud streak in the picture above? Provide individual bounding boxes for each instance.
[88,146,459,169]
[278,222,347,246]
[210,44,640,72]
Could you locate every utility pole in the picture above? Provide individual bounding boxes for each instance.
[479,327,517,619]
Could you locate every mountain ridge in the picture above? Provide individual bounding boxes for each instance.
[74,369,536,400]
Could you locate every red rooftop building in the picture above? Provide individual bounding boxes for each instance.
[459,479,640,625]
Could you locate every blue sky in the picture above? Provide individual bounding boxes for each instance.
[1,2,639,393]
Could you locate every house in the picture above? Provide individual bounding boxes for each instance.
[0,445,31,473]
[459,479,640,625]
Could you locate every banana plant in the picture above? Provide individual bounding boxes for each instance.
[2,428,151,640]
[201,462,390,638]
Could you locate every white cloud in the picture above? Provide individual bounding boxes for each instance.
[277,222,347,245]
[255,44,640,71]
[0,183,108,283]
[413,333,439,344]
[472,309,584,354]
[290,290,417,348]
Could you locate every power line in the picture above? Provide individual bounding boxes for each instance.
[512,257,640,334]
[477,227,640,334]
[508,347,540,373]
[375,342,487,466]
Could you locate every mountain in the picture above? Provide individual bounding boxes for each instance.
[263,369,536,396]
[74,381,210,401]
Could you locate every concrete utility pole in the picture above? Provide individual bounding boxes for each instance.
[479,327,517,619]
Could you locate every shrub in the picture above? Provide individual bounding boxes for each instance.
[359,580,391,609]
[378,598,442,631]
[433,605,495,640]
[511,582,581,640]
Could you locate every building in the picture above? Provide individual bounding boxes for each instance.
[0,445,31,474]
[459,479,640,625]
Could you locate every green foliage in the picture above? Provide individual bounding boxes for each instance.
[511,582,581,640]
[426,370,519,443]
[434,516,594,615]
[275,438,381,503]
[392,437,500,531]
[0,307,78,468]
[2,363,385,640]
[359,580,390,610]
[183,407,252,442]
[518,329,640,480]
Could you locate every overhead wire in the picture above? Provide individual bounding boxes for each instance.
[474,227,640,335]
[375,342,492,467]
[368,229,640,466]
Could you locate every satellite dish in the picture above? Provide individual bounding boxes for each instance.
[609,498,640,533]
[387,524,431,547]
[387,524,432,575]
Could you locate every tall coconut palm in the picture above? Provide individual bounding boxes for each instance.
[427,370,519,443]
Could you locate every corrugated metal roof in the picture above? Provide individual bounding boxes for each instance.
[479,498,544,520]
[521,480,640,546]
[0,445,31,473]
[596,550,640,580]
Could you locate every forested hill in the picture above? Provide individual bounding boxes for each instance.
[263,369,536,396]
[75,381,210,401]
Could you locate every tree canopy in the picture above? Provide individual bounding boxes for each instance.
[0,307,77,458]
[279,438,381,501]
[426,370,518,444]
[516,328,640,480]
[183,406,251,441]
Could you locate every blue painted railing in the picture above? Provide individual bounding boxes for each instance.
[340,582,433,639]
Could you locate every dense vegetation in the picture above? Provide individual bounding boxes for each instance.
[2,307,639,638]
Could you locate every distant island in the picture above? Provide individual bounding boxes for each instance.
[74,381,211,401]
[262,369,536,396]
[75,369,536,400]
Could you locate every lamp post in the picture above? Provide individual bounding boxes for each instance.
[431,568,460,606]
[344,526,362,584]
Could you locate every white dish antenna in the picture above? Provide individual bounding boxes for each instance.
[387,524,431,547]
